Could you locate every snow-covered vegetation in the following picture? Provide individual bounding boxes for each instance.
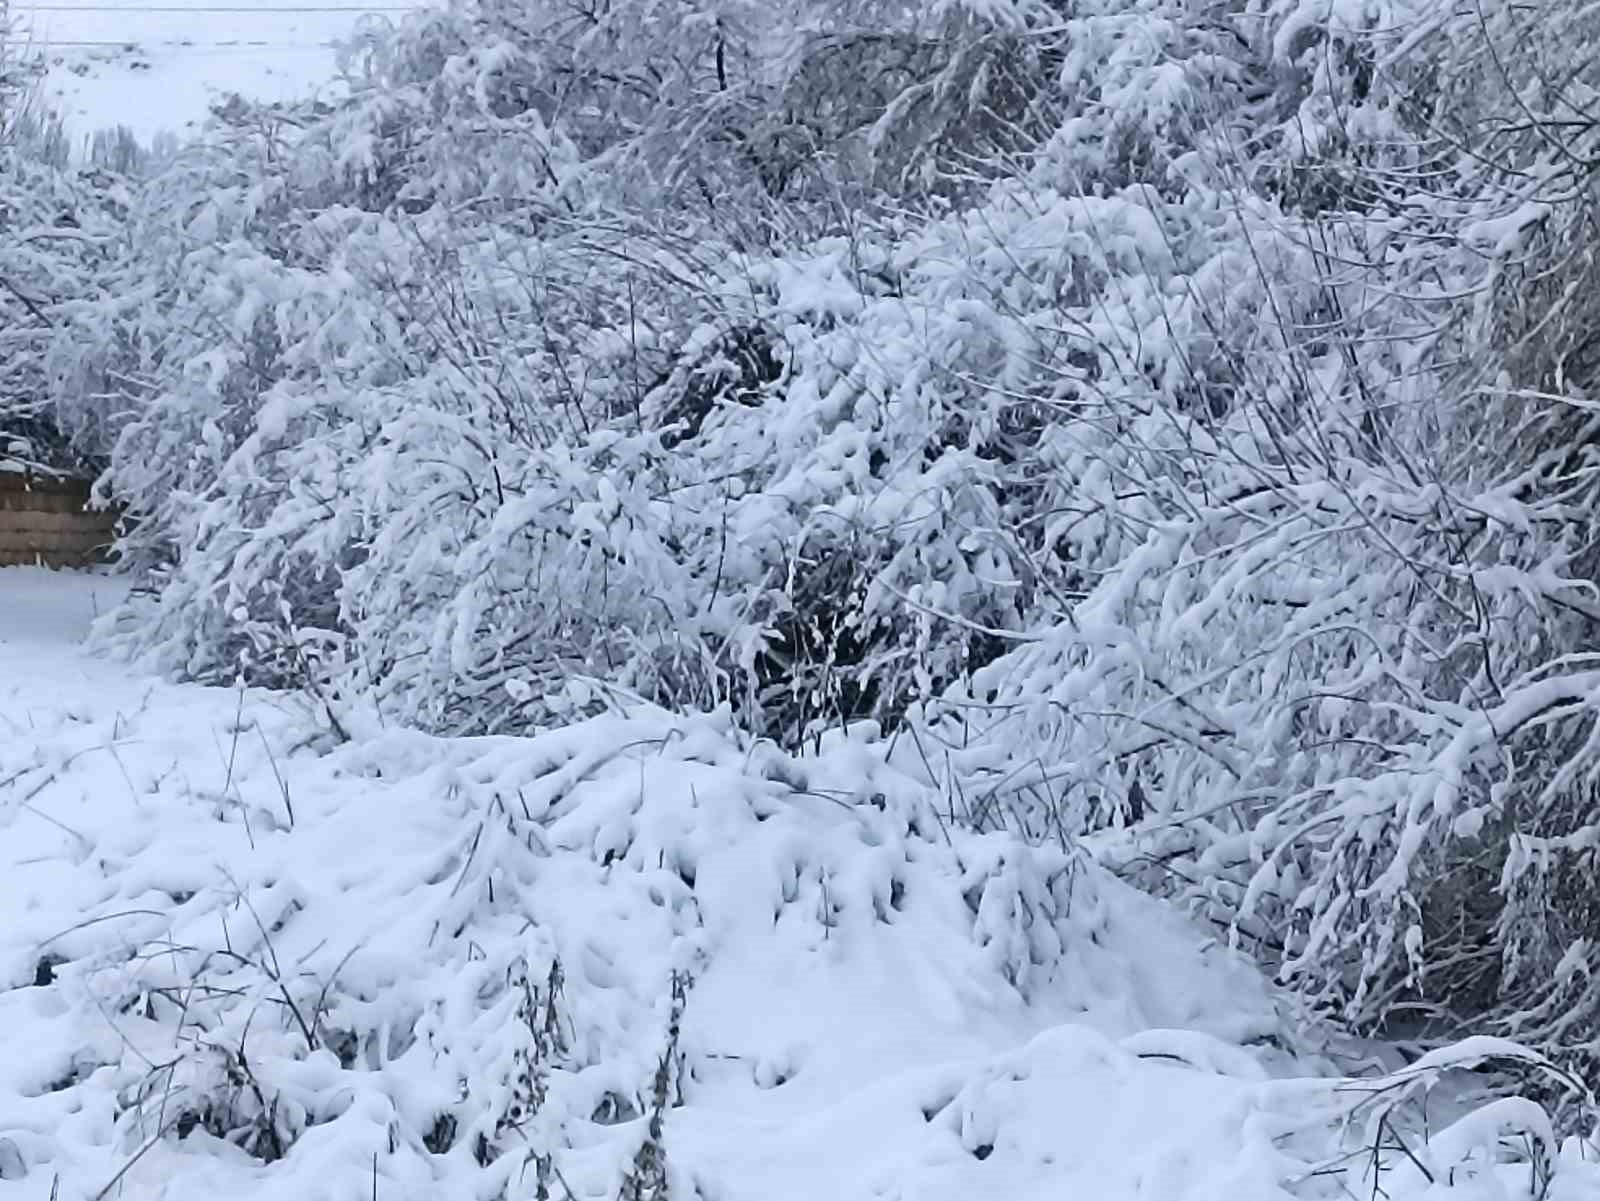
[5,568,1598,1199]
[0,43,132,473]
[6,0,1600,1193]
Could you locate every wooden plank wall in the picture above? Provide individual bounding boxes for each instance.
[0,471,120,568]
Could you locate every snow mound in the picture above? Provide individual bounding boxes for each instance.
[2,569,1595,1200]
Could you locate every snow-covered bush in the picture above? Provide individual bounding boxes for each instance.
[0,52,130,473]
[56,0,1600,1089]
[913,0,1600,1071]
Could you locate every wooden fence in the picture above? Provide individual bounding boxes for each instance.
[0,469,119,568]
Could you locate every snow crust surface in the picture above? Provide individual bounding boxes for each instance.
[2,567,1597,1201]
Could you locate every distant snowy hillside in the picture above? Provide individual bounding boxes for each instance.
[4,568,1597,1201]
[10,0,421,143]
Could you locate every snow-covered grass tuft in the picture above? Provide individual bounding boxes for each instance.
[4,569,1597,1201]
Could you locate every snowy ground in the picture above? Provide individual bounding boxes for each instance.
[2,565,1597,1200]
[10,0,423,145]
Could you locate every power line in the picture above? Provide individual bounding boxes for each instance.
[30,37,341,47]
[17,4,416,10]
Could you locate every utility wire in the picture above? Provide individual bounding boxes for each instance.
[27,38,343,47]
[16,4,416,10]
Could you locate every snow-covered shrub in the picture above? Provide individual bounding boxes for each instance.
[57,0,1600,1089]
[0,63,130,473]
[909,0,1600,1076]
